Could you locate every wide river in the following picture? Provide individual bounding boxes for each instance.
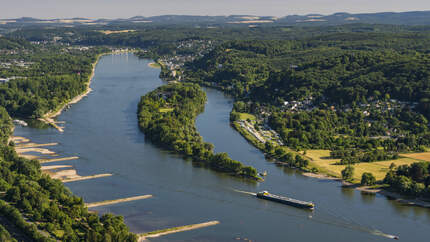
[14,54,430,241]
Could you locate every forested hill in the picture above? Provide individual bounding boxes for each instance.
[184,31,430,161]
[0,37,33,50]
[185,33,430,119]
[2,11,430,27]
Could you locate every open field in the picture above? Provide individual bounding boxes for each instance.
[402,152,430,162]
[159,108,174,113]
[148,62,161,68]
[100,30,136,35]
[305,149,424,182]
[228,20,274,24]
[238,112,256,121]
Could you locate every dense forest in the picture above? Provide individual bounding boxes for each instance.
[137,83,258,179]
[0,37,106,118]
[184,33,430,163]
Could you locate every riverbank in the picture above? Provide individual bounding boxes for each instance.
[39,52,107,132]
[303,169,430,208]
[231,116,430,209]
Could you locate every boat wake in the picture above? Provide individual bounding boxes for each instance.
[371,230,399,240]
[231,189,256,196]
[231,188,399,239]
[312,206,399,240]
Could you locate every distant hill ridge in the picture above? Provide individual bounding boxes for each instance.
[2,11,430,26]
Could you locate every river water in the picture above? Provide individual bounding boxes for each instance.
[14,54,430,241]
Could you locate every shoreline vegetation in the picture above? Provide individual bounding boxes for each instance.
[38,52,107,132]
[231,113,430,208]
[137,83,260,180]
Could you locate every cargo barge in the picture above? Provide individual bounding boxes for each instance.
[256,191,315,210]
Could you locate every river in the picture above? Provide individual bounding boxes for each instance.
[14,54,430,241]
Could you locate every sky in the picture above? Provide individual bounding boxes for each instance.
[1,0,430,19]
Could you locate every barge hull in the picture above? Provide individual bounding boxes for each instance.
[256,192,314,209]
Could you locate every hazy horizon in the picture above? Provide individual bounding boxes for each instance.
[1,0,430,19]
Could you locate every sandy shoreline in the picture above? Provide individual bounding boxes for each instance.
[302,172,341,180]
[39,53,107,132]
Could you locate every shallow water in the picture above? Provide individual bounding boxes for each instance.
[14,54,430,241]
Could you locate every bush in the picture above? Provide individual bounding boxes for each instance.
[341,165,354,181]
[361,172,376,186]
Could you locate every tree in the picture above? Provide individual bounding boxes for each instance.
[389,163,396,171]
[361,172,376,186]
[341,165,354,181]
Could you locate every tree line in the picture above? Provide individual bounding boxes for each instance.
[384,162,430,198]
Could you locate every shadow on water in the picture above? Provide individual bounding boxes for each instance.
[360,192,376,204]
[341,187,355,200]
[25,119,50,129]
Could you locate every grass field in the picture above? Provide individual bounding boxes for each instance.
[402,152,430,162]
[305,149,423,182]
[100,30,136,35]
[148,62,161,68]
[238,112,256,121]
[159,108,174,113]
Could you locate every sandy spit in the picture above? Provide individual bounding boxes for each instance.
[139,221,220,241]
[61,173,112,183]
[15,147,56,155]
[85,195,153,208]
[40,165,73,171]
[39,156,80,164]
[15,142,58,148]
